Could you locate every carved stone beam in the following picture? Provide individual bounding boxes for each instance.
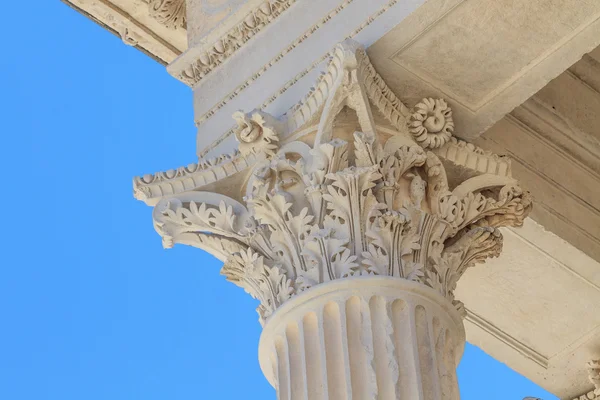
[136,40,532,399]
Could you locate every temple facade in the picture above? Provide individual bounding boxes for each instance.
[63,0,600,398]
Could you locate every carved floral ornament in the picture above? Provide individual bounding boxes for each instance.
[409,98,454,148]
[146,0,187,30]
[144,41,532,325]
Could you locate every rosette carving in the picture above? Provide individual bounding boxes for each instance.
[409,98,454,149]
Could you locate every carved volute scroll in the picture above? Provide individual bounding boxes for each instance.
[143,40,532,325]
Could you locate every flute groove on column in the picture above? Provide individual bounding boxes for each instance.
[260,277,466,400]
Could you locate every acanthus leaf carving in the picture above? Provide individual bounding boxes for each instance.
[426,225,503,303]
[300,227,358,288]
[147,0,186,30]
[153,195,247,248]
[222,248,294,324]
[323,166,382,256]
[362,210,421,279]
[175,232,248,262]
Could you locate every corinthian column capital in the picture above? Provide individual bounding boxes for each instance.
[135,40,532,399]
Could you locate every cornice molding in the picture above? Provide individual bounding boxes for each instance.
[170,0,298,86]
[134,150,256,205]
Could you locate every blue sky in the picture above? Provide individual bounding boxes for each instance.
[0,1,558,399]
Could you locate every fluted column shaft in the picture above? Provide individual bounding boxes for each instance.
[259,277,465,400]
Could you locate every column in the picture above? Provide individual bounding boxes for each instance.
[260,277,464,400]
[135,40,532,399]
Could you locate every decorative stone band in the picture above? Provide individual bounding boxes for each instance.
[133,150,257,205]
[169,0,298,86]
[432,137,512,178]
[146,0,186,30]
[259,277,465,400]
